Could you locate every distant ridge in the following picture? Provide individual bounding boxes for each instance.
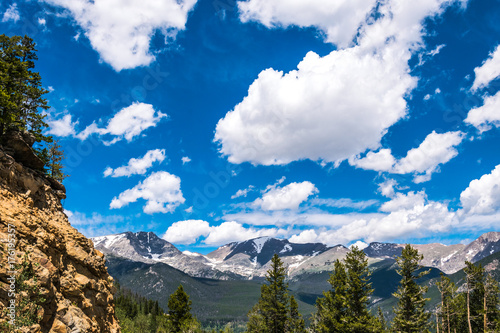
[92,231,500,278]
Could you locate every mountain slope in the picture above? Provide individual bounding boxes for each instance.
[92,232,241,280]
[106,256,314,323]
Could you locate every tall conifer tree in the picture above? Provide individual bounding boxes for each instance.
[168,284,193,333]
[392,244,431,333]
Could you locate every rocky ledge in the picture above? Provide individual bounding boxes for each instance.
[0,145,120,332]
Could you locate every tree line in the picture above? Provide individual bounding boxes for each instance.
[120,245,499,333]
[0,34,66,181]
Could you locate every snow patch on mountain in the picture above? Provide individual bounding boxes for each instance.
[92,233,127,248]
[253,237,271,254]
[280,244,292,253]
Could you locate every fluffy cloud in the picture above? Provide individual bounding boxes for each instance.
[289,198,456,246]
[43,0,197,71]
[162,220,283,246]
[104,149,166,178]
[392,131,465,182]
[380,191,427,212]
[471,45,500,91]
[349,149,396,172]
[460,164,500,215]
[349,240,369,250]
[350,131,465,183]
[203,222,281,246]
[181,156,191,164]
[163,220,211,245]
[2,3,20,23]
[238,0,377,47]
[253,181,318,210]
[215,45,416,166]
[216,0,465,167]
[110,171,185,214]
[77,102,167,144]
[378,179,398,198]
[46,114,78,137]
[465,91,500,133]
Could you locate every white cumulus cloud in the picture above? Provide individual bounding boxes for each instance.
[77,102,167,145]
[104,149,166,178]
[46,114,78,137]
[351,131,465,183]
[471,45,500,91]
[2,3,20,23]
[163,220,211,245]
[110,171,185,214]
[203,221,280,246]
[460,164,500,215]
[380,191,427,212]
[217,0,465,167]
[393,131,465,183]
[349,149,396,172]
[238,0,376,47]
[215,45,416,166]
[289,198,457,246]
[253,181,318,210]
[465,91,500,133]
[43,0,197,71]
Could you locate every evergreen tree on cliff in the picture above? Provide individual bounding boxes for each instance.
[392,244,431,332]
[47,139,67,182]
[0,34,50,147]
[0,34,67,180]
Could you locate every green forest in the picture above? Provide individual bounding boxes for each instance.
[115,245,500,333]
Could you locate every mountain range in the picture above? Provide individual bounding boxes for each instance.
[91,231,500,323]
[92,231,500,280]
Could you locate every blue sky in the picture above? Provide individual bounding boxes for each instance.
[2,0,500,253]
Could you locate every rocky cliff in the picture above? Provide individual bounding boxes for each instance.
[0,142,120,332]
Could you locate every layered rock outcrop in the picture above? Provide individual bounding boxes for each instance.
[0,144,120,332]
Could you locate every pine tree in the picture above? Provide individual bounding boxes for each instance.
[248,254,289,333]
[377,307,387,332]
[312,259,348,333]
[0,34,50,147]
[392,244,431,333]
[436,273,455,333]
[464,261,485,333]
[313,248,381,333]
[344,245,379,331]
[286,296,306,333]
[247,303,267,333]
[47,139,67,182]
[484,273,500,332]
[168,284,193,333]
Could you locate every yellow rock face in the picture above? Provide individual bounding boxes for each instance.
[0,149,121,332]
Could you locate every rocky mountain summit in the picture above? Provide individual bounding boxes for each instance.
[93,231,240,280]
[0,141,120,332]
